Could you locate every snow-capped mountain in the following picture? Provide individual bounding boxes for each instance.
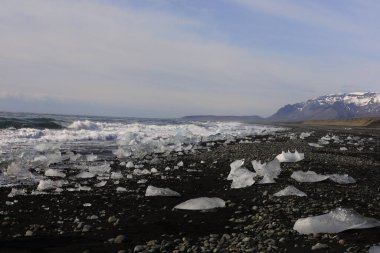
[269,92,380,121]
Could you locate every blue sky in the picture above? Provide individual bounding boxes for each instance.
[0,0,379,117]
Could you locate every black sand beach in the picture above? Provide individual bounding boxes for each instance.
[1,126,379,253]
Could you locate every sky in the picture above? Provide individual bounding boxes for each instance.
[0,0,379,118]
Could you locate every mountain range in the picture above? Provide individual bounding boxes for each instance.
[182,92,380,123]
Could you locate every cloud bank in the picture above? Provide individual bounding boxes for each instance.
[0,0,379,117]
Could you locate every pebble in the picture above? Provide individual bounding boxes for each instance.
[25,230,33,236]
[114,234,126,244]
[312,243,329,250]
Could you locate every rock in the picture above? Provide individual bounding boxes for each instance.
[114,234,126,244]
[108,216,117,223]
[311,243,329,250]
[242,237,251,243]
[134,245,145,252]
[25,230,33,236]
[338,239,345,245]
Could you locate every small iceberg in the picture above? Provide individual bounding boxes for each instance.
[252,159,281,182]
[8,188,27,198]
[294,208,380,234]
[37,179,67,191]
[45,169,66,178]
[328,174,356,184]
[76,171,96,179]
[300,132,312,139]
[227,160,256,189]
[145,185,180,197]
[258,175,276,184]
[174,197,225,210]
[308,143,323,148]
[88,164,111,175]
[273,186,307,197]
[291,171,329,183]
[369,246,380,253]
[275,150,304,163]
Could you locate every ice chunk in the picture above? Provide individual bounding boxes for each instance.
[145,185,180,197]
[273,186,307,197]
[5,162,31,178]
[294,208,380,234]
[33,155,48,164]
[113,147,131,158]
[88,163,111,175]
[76,171,96,179]
[291,171,329,183]
[229,169,256,189]
[300,132,312,139]
[329,174,356,184]
[77,185,91,191]
[369,246,380,253]
[308,143,323,148]
[150,168,158,173]
[116,187,127,192]
[126,161,134,168]
[69,152,82,161]
[227,160,256,189]
[174,197,225,210]
[111,172,123,180]
[37,179,67,191]
[177,161,184,167]
[258,175,276,184]
[34,143,60,153]
[86,154,97,162]
[252,159,281,179]
[133,169,151,175]
[137,179,147,184]
[276,150,304,163]
[8,188,27,198]
[95,181,107,187]
[227,159,245,180]
[340,147,348,151]
[45,169,66,178]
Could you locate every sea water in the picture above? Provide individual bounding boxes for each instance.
[0,112,283,186]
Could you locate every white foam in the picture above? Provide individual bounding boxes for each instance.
[68,120,100,130]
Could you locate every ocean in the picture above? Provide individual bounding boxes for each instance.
[0,111,282,187]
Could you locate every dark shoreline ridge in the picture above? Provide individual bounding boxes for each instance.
[0,126,379,252]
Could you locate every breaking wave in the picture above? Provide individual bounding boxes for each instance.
[0,117,63,129]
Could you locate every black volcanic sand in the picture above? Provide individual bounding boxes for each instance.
[0,127,379,253]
